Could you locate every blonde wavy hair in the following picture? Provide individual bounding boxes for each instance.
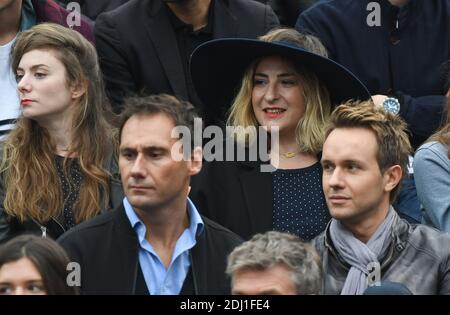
[429,89,450,158]
[226,28,331,156]
[1,23,116,223]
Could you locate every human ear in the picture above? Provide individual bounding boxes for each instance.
[70,80,87,99]
[188,146,203,176]
[383,165,403,193]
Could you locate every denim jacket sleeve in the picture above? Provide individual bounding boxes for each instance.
[414,141,450,232]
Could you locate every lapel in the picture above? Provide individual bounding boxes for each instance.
[113,205,142,294]
[144,1,188,99]
[189,230,207,295]
[212,0,238,39]
[238,159,273,236]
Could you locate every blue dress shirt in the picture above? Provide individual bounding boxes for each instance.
[124,197,204,295]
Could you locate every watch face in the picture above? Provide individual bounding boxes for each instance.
[383,98,400,114]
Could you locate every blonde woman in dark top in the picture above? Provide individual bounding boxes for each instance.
[189,28,370,240]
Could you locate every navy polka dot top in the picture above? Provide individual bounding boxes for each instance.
[272,162,330,241]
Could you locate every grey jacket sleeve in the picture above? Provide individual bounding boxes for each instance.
[413,142,450,232]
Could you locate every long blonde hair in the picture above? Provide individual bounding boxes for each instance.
[227,28,331,155]
[2,23,116,223]
[429,90,450,158]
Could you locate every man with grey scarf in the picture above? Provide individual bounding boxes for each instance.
[315,100,450,295]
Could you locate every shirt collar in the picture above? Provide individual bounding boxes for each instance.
[123,197,204,238]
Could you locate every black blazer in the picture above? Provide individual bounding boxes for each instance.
[58,203,243,295]
[190,157,273,241]
[94,0,279,113]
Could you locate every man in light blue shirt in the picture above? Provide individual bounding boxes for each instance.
[59,94,242,294]
[124,196,203,294]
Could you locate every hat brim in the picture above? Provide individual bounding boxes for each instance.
[190,38,370,118]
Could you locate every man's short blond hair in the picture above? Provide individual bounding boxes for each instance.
[326,100,412,202]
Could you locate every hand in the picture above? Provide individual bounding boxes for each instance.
[371,94,388,108]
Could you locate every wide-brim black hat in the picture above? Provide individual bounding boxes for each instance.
[190,38,370,119]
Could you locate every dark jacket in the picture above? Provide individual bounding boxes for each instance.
[190,158,273,241]
[58,203,243,295]
[313,213,450,295]
[32,0,95,43]
[94,0,279,113]
[0,152,123,243]
[267,0,317,27]
[296,0,449,149]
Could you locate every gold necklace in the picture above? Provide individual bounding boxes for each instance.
[281,151,298,158]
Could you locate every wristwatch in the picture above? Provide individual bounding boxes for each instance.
[382,97,400,114]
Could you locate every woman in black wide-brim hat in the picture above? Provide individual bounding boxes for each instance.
[189,28,370,241]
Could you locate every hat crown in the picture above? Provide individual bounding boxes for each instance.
[271,40,308,52]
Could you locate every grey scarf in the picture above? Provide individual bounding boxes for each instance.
[330,207,396,295]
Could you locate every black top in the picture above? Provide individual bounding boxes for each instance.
[94,0,279,116]
[54,155,84,230]
[165,1,214,114]
[272,162,330,241]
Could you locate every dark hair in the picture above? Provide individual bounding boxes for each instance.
[119,94,200,151]
[0,235,78,295]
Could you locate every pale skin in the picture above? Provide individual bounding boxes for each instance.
[0,257,46,295]
[371,94,389,108]
[232,264,297,295]
[321,127,402,243]
[119,113,202,268]
[16,49,85,157]
[0,0,22,45]
[165,0,211,31]
[388,0,410,7]
[251,56,318,170]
